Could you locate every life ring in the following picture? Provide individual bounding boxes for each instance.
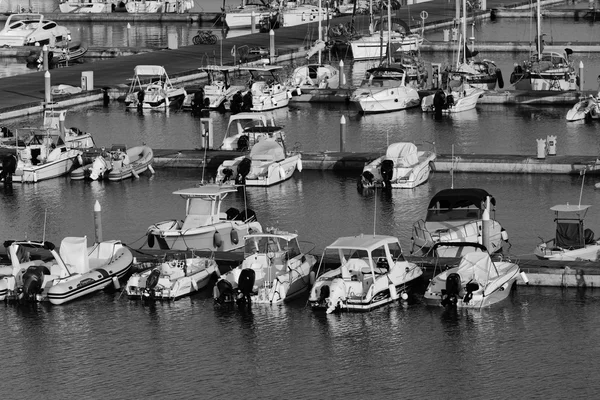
[230,229,239,245]
[214,231,223,248]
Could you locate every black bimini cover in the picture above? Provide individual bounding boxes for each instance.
[427,188,496,210]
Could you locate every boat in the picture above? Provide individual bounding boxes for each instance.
[224,1,272,29]
[423,242,521,309]
[146,184,263,251]
[70,145,154,181]
[308,234,423,313]
[124,65,187,110]
[236,66,292,112]
[5,237,133,305]
[59,0,113,13]
[225,0,327,30]
[125,0,193,13]
[566,95,600,122]
[26,44,88,68]
[411,188,509,256]
[0,13,71,47]
[125,254,218,300]
[420,84,485,114]
[10,110,96,183]
[184,65,246,112]
[509,0,578,91]
[534,204,600,261]
[213,227,317,305]
[215,128,301,186]
[219,112,283,151]
[358,142,436,190]
[348,17,423,61]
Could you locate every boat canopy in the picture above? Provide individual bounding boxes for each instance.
[133,65,167,76]
[243,233,301,258]
[550,204,591,213]
[385,142,418,166]
[326,234,401,253]
[455,251,499,283]
[250,140,285,161]
[428,188,495,210]
[173,185,238,198]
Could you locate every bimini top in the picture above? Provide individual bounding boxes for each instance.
[201,65,238,73]
[428,188,496,210]
[550,204,591,213]
[133,65,167,77]
[173,185,238,198]
[326,234,401,253]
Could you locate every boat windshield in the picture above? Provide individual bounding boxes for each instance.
[187,197,216,216]
[426,207,481,222]
[244,235,301,258]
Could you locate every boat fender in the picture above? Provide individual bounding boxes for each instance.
[401,292,409,301]
[520,271,530,285]
[501,229,509,241]
[496,69,504,89]
[230,229,239,245]
[77,154,83,166]
[112,275,120,290]
[309,270,316,286]
[388,282,399,300]
[279,165,286,179]
[296,157,302,172]
[428,160,436,172]
[213,231,223,249]
[146,268,161,290]
[147,233,155,248]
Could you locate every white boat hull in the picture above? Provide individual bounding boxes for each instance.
[353,86,420,113]
[350,34,423,61]
[360,151,436,189]
[421,88,484,113]
[14,153,80,183]
[59,1,113,13]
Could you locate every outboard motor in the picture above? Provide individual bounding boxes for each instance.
[380,159,394,190]
[220,167,235,183]
[239,208,257,222]
[225,207,240,220]
[361,170,374,185]
[22,265,51,300]
[235,157,252,185]
[441,272,461,307]
[191,88,205,114]
[214,277,234,304]
[145,268,161,291]
[236,268,256,306]
[433,89,446,120]
[230,91,243,114]
[236,135,249,152]
[242,92,253,112]
[463,281,479,304]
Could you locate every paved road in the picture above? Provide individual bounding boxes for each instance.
[0,0,564,117]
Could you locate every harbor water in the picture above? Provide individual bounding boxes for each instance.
[2,5,600,399]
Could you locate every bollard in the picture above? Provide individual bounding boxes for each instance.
[482,196,491,252]
[547,135,557,156]
[579,60,584,90]
[481,0,487,10]
[59,112,66,134]
[536,138,547,159]
[269,29,275,64]
[340,115,346,152]
[200,117,214,149]
[44,71,51,106]
[94,200,103,243]
[251,11,256,34]
[339,60,346,86]
[42,44,49,71]
[443,29,450,42]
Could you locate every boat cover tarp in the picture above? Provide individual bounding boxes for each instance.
[555,221,583,249]
[455,251,498,283]
[134,65,166,77]
[250,140,284,161]
[59,236,89,274]
[385,142,418,166]
[428,188,496,210]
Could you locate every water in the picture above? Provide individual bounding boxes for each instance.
[2,9,600,399]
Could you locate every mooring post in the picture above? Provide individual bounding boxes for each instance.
[251,11,256,34]
[44,71,51,106]
[269,29,275,64]
[579,60,584,90]
[94,200,103,243]
[340,115,346,152]
[42,44,49,71]
[339,60,345,87]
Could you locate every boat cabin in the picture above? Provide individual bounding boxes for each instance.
[221,112,283,151]
[174,185,239,229]
[242,230,302,284]
[203,65,238,90]
[550,204,595,250]
[425,188,496,225]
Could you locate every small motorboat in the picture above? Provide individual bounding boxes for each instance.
[213,228,317,305]
[411,188,509,256]
[184,65,246,112]
[566,96,600,122]
[125,254,218,300]
[216,128,302,187]
[308,234,423,313]
[4,237,133,305]
[124,65,187,110]
[423,243,521,309]
[26,44,88,68]
[125,0,193,13]
[358,142,436,190]
[233,66,292,112]
[59,0,113,13]
[146,184,263,251]
[219,112,284,151]
[290,62,340,92]
[534,204,600,261]
[0,13,70,47]
[71,145,154,181]
[421,83,485,114]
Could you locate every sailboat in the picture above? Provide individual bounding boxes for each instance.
[349,0,420,114]
[289,0,340,92]
[509,0,578,91]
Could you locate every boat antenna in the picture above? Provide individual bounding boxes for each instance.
[579,167,586,208]
[373,186,377,236]
[42,208,48,243]
[451,144,455,189]
[243,183,248,220]
[201,142,208,184]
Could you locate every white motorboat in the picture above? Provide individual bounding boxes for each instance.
[358,142,436,190]
[184,65,246,111]
[423,243,521,309]
[421,84,485,114]
[71,144,154,181]
[213,228,317,305]
[566,96,600,121]
[225,1,326,29]
[509,0,578,91]
[59,0,113,13]
[350,65,421,113]
[216,128,301,186]
[0,13,71,47]
[534,204,600,261]
[219,112,283,151]
[411,188,509,256]
[125,0,193,13]
[125,255,218,300]
[124,65,187,110]
[308,234,423,313]
[4,237,132,305]
[146,184,263,251]
[237,66,292,112]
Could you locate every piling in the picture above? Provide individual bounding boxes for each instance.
[482,196,491,251]
[269,29,275,64]
[251,11,256,34]
[94,200,103,243]
[340,115,346,152]
[42,44,48,71]
[44,71,51,106]
[339,60,346,87]
[579,61,584,90]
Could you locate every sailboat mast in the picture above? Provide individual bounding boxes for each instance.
[387,0,391,64]
[462,0,467,64]
[536,0,541,61]
[318,0,322,64]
